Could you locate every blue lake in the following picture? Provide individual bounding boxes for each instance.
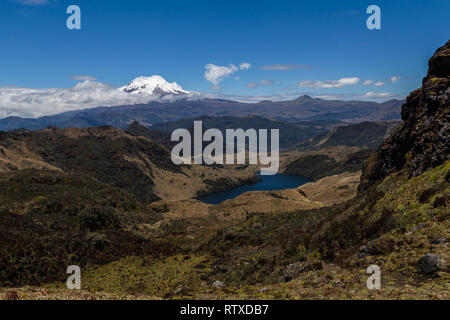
[198,174,311,204]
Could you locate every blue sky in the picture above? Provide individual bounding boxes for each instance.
[1,0,449,105]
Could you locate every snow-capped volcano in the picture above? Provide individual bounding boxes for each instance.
[120,75,190,96]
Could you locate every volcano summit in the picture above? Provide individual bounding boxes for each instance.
[119,75,190,96]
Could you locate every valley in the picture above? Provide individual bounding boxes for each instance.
[0,116,382,297]
[0,41,449,301]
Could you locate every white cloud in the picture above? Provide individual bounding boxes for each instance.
[69,75,98,81]
[298,77,360,89]
[202,91,403,103]
[72,80,110,90]
[239,62,251,70]
[245,80,274,89]
[374,81,384,86]
[204,64,237,90]
[312,91,402,101]
[364,92,397,98]
[0,80,200,119]
[260,64,313,71]
[12,0,50,5]
[0,77,404,119]
[261,80,274,85]
[363,80,374,86]
[390,76,401,83]
[204,62,251,90]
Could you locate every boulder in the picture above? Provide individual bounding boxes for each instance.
[417,254,445,275]
[173,286,190,296]
[212,280,225,288]
[280,262,321,282]
[212,265,227,273]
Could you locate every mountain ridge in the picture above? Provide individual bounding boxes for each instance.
[297,121,401,150]
[0,96,404,132]
[0,125,258,204]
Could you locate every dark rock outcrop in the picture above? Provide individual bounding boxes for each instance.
[279,261,322,282]
[360,40,450,190]
[358,238,395,258]
[430,237,448,244]
[417,254,445,275]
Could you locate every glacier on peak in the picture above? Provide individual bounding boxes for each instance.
[120,75,190,96]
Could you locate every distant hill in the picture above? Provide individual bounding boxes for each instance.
[0,96,404,132]
[125,121,175,150]
[138,115,335,150]
[0,126,180,204]
[0,126,257,204]
[298,121,401,150]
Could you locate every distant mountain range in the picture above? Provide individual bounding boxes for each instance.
[125,116,336,151]
[0,95,404,132]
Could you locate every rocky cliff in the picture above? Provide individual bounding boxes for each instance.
[360,41,450,190]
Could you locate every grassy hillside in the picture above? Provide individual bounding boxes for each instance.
[16,161,446,300]
[0,169,176,287]
[0,126,259,204]
[283,148,372,179]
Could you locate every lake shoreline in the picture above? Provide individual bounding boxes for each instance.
[197,173,311,205]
